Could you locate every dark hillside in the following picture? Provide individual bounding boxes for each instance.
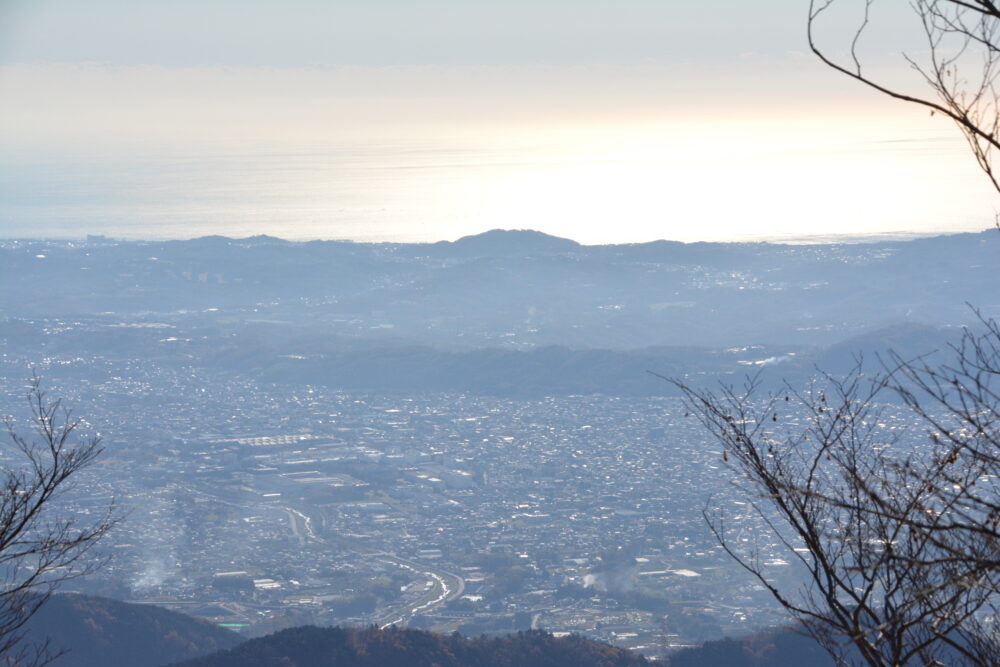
[170,625,650,667]
[21,594,241,667]
[667,626,832,667]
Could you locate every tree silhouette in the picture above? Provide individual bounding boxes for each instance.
[667,315,1000,666]
[0,377,117,666]
[809,0,1000,192]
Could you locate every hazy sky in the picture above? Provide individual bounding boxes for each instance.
[0,0,807,67]
[0,0,995,243]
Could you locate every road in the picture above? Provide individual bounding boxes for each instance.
[177,481,466,628]
[280,505,465,627]
[285,507,316,544]
[375,554,465,628]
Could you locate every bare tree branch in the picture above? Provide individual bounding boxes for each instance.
[666,345,1000,665]
[809,0,1000,193]
[0,377,118,666]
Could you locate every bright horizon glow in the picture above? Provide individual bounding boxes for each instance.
[1,2,997,244]
[3,125,991,245]
[1,65,993,245]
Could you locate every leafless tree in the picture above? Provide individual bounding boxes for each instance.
[663,6,1000,661]
[808,0,1000,193]
[0,377,117,666]
[666,315,1000,666]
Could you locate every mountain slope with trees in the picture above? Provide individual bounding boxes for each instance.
[22,594,242,667]
[169,625,650,667]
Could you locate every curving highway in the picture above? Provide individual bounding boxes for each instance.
[281,505,464,628]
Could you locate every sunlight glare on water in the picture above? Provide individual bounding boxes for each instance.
[1,115,994,243]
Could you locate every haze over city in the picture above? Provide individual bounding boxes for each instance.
[2,2,1000,666]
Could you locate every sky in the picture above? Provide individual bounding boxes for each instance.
[0,0,995,243]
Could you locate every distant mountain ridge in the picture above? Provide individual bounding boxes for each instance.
[3,316,961,397]
[3,228,997,351]
[442,229,580,257]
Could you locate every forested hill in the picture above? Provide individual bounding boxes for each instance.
[168,625,651,667]
[667,626,833,666]
[22,594,241,666]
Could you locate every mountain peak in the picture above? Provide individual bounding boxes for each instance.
[447,229,580,256]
